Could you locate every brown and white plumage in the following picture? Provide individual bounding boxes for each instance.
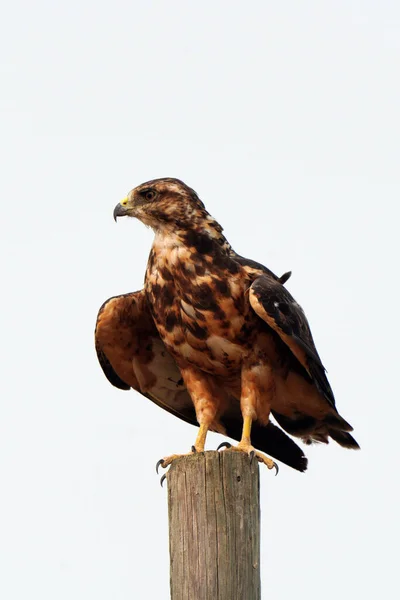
[95,290,308,470]
[95,177,358,473]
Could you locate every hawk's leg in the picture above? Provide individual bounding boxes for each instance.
[156,366,221,474]
[156,423,209,472]
[220,362,278,473]
[225,416,278,472]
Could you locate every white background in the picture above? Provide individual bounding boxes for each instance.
[1,1,399,598]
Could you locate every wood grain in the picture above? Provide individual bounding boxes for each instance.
[167,451,261,600]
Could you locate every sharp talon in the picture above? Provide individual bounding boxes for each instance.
[249,450,255,465]
[273,462,279,476]
[156,459,165,474]
[160,474,167,487]
[217,442,232,451]
[191,445,197,453]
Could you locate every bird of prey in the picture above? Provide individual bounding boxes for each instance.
[95,178,359,473]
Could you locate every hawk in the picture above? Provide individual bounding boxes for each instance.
[95,178,359,474]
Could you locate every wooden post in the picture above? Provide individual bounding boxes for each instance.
[167,450,261,600]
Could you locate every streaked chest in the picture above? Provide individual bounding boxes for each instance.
[145,236,257,373]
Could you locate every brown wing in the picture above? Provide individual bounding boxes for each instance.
[95,289,308,471]
[95,290,197,425]
[249,274,359,449]
[249,274,336,408]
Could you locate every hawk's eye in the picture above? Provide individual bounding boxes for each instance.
[144,190,156,201]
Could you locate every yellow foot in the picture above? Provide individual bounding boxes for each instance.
[156,445,203,486]
[217,441,279,475]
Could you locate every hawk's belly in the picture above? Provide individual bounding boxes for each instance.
[147,281,256,376]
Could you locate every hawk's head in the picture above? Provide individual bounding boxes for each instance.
[113,178,208,231]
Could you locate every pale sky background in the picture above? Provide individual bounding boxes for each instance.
[1,1,399,599]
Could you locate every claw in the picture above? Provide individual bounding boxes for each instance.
[156,458,165,474]
[218,441,278,473]
[160,474,167,487]
[191,445,197,453]
[252,452,279,474]
[217,441,232,451]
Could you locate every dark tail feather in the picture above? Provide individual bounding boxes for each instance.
[253,422,308,471]
[328,429,360,449]
[325,412,354,432]
[222,417,308,472]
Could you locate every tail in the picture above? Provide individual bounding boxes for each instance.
[271,409,360,449]
[253,421,309,471]
[325,412,360,449]
[328,428,360,449]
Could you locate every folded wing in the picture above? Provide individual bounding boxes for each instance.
[249,275,359,449]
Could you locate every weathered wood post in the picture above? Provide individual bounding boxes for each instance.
[167,450,261,600]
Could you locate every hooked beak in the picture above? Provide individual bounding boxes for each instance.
[113,197,129,222]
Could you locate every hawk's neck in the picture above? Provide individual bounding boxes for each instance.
[153,215,231,255]
[146,217,233,282]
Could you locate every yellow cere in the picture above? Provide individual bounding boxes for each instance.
[120,197,128,206]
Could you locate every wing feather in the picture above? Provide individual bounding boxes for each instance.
[95,344,130,390]
[95,290,197,421]
[249,275,336,408]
